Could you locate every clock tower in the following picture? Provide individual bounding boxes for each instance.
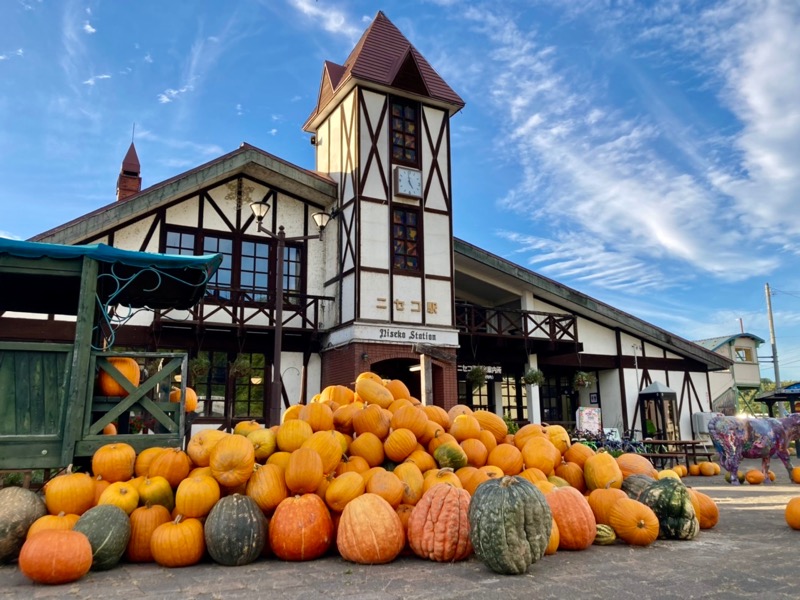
[303,11,465,405]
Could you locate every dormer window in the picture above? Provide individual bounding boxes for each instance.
[390,97,419,167]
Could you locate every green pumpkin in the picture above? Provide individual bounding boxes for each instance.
[204,494,267,566]
[637,478,699,540]
[433,442,468,470]
[593,523,617,545]
[73,504,131,570]
[621,474,656,500]
[0,487,47,564]
[468,475,552,575]
[546,475,571,488]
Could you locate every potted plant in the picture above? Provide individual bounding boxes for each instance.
[466,366,487,387]
[573,371,596,390]
[522,368,545,387]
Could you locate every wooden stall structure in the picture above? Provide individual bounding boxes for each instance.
[0,238,221,471]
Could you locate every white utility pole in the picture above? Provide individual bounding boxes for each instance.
[765,283,785,416]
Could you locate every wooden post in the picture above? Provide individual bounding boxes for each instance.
[420,354,433,406]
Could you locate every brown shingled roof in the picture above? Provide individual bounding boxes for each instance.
[121,142,140,173]
[305,11,464,129]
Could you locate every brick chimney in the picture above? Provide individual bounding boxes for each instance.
[116,142,141,201]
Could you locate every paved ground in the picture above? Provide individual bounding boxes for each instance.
[3,458,800,600]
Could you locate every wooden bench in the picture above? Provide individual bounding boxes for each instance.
[637,452,686,469]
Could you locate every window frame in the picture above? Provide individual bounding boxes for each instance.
[389,96,421,168]
[391,205,422,274]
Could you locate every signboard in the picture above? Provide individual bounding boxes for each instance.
[325,323,460,349]
[589,392,599,405]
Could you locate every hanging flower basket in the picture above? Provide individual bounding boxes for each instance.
[188,356,211,379]
[522,368,545,387]
[573,371,596,390]
[229,354,251,379]
[466,366,487,387]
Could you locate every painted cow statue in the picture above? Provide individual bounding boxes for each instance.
[708,414,800,484]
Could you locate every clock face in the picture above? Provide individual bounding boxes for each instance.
[396,167,422,198]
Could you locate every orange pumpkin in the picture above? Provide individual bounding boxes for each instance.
[186,429,227,467]
[422,468,463,493]
[366,470,404,508]
[615,453,658,479]
[520,436,561,476]
[97,481,139,515]
[301,430,343,473]
[608,498,660,546]
[349,431,385,467]
[487,443,524,475]
[97,356,140,397]
[786,497,800,529]
[136,476,175,512]
[92,443,136,483]
[587,487,628,525]
[355,377,394,409]
[545,517,560,555]
[209,433,256,487]
[384,428,419,463]
[563,442,595,468]
[44,467,96,516]
[147,447,192,489]
[269,494,333,561]
[461,438,489,467]
[245,463,288,514]
[285,447,324,494]
[545,486,596,551]
[233,420,263,436]
[320,384,355,406]
[700,461,718,476]
[687,488,719,529]
[555,462,586,493]
[18,529,92,584]
[449,414,481,442]
[26,512,80,539]
[335,454,371,476]
[325,471,366,512]
[299,402,335,432]
[422,405,450,430]
[169,387,198,412]
[126,504,172,562]
[513,423,546,450]
[384,379,411,401]
[583,452,623,490]
[405,449,437,474]
[276,419,314,452]
[472,410,508,443]
[745,469,765,485]
[337,493,405,564]
[391,405,429,439]
[150,516,206,567]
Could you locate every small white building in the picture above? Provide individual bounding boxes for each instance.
[694,333,765,414]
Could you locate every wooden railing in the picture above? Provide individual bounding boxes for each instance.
[155,288,334,332]
[455,302,577,343]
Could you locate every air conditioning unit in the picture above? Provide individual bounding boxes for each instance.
[693,412,722,435]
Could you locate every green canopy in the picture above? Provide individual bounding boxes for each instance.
[0,237,223,313]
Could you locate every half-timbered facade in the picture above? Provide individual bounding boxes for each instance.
[11,11,731,438]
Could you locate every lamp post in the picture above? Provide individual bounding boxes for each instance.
[250,198,331,426]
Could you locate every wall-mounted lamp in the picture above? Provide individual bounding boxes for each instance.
[250,376,263,385]
[361,352,369,361]
[409,364,422,373]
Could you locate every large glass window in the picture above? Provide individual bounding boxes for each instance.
[240,240,270,302]
[501,376,527,423]
[392,207,420,272]
[203,236,234,301]
[164,227,304,304]
[391,98,419,166]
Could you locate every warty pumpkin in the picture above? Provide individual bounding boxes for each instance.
[18,529,92,584]
[337,493,405,564]
[637,478,699,540]
[468,475,552,575]
[408,484,472,562]
[0,487,48,563]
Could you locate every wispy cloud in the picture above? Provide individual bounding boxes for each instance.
[144,53,153,63]
[287,0,361,41]
[235,103,243,116]
[157,84,194,104]
[0,48,24,61]
[83,21,96,34]
[82,73,111,86]
[459,2,800,293]
[136,129,223,157]
[268,128,277,136]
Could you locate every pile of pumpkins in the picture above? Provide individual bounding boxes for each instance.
[3,371,727,583]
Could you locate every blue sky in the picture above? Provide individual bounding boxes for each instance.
[2,0,800,382]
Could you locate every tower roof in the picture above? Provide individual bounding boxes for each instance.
[305,11,464,130]
[121,142,140,174]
